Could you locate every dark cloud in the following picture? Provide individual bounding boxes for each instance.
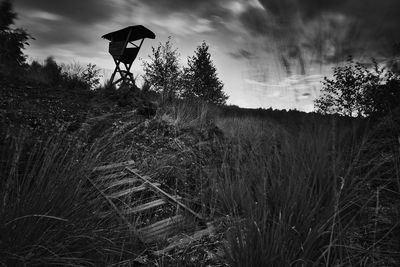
[258,0,298,25]
[15,0,117,24]
[229,49,253,60]
[254,0,400,60]
[239,6,271,36]
[13,0,127,50]
[136,0,229,15]
[135,0,233,29]
[13,0,400,72]
[29,20,95,46]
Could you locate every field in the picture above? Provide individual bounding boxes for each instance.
[0,79,399,266]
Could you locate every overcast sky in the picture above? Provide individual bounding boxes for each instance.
[13,0,400,111]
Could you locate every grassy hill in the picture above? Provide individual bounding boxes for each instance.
[0,77,399,266]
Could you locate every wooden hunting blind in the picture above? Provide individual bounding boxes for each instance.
[102,25,155,86]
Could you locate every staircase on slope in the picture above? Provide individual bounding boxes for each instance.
[91,160,215,255]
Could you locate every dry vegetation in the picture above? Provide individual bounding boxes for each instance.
[1,1,399,265]
[1,80,399,266]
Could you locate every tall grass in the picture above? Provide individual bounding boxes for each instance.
[157,99,217,131]
[2,98,398,265]
[0,129,142,266]
[211,116,378,266]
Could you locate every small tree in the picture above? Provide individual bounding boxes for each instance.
[182,41,228,105]
[315,57,400,117]
[143,37,182,102]
[81,63,101,89]
[0,0,31,76]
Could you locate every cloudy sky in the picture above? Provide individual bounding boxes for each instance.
[13,0,400,111]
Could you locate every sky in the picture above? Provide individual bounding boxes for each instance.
[12,0,400,112]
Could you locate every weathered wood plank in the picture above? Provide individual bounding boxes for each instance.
[144,222,181,238]
[107,182,160,198]
[124,198,166,214]
[125,167,204,222]
[93,161,136,172]
[143,227,180,243]
[138,215,184,234]
[106,178,141,189]
[153,225,215,255]
[122,196,182,215]
[138,215,185,242]
[85,176,141,241]
[96,171,127,181]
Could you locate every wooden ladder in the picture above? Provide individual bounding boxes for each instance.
[92,161,215,255]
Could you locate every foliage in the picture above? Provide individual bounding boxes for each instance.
[315,57,400,117]
[143,39,228,106]
[26,57,102,90]
[363,74,400,117]
[64,62,102,90]
[182,42,228,105]
[43,56,63,84]
[78,63,102,89]
[0,0,31,77]
[143,36,182,102]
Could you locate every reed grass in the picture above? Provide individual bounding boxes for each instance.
[211,115,388,266]
[1,99,398,266]
[0,129,142,266]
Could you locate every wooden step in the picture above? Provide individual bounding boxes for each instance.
[138,215,185,243]
[153,224,215,256]
[107,182,160,198]
[122,196,182,215]
[125,167,204,222]
[93,161,136,172]
[105,178,141,189]
[96,171,127,181]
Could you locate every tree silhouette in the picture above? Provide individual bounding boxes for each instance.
[143,36,181,102]
[182,41,228,105]
[315,57,400,117]
[0,0,31,76]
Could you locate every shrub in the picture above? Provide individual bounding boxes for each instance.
[26,58,102,90]
[80,63,102,89]
[315,57,400,117]
[143,36,182,102]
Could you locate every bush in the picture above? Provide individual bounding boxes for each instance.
[26,57,102,90]
[80,63,102,89]
[315,57,400,118]
[143,36,182,102]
